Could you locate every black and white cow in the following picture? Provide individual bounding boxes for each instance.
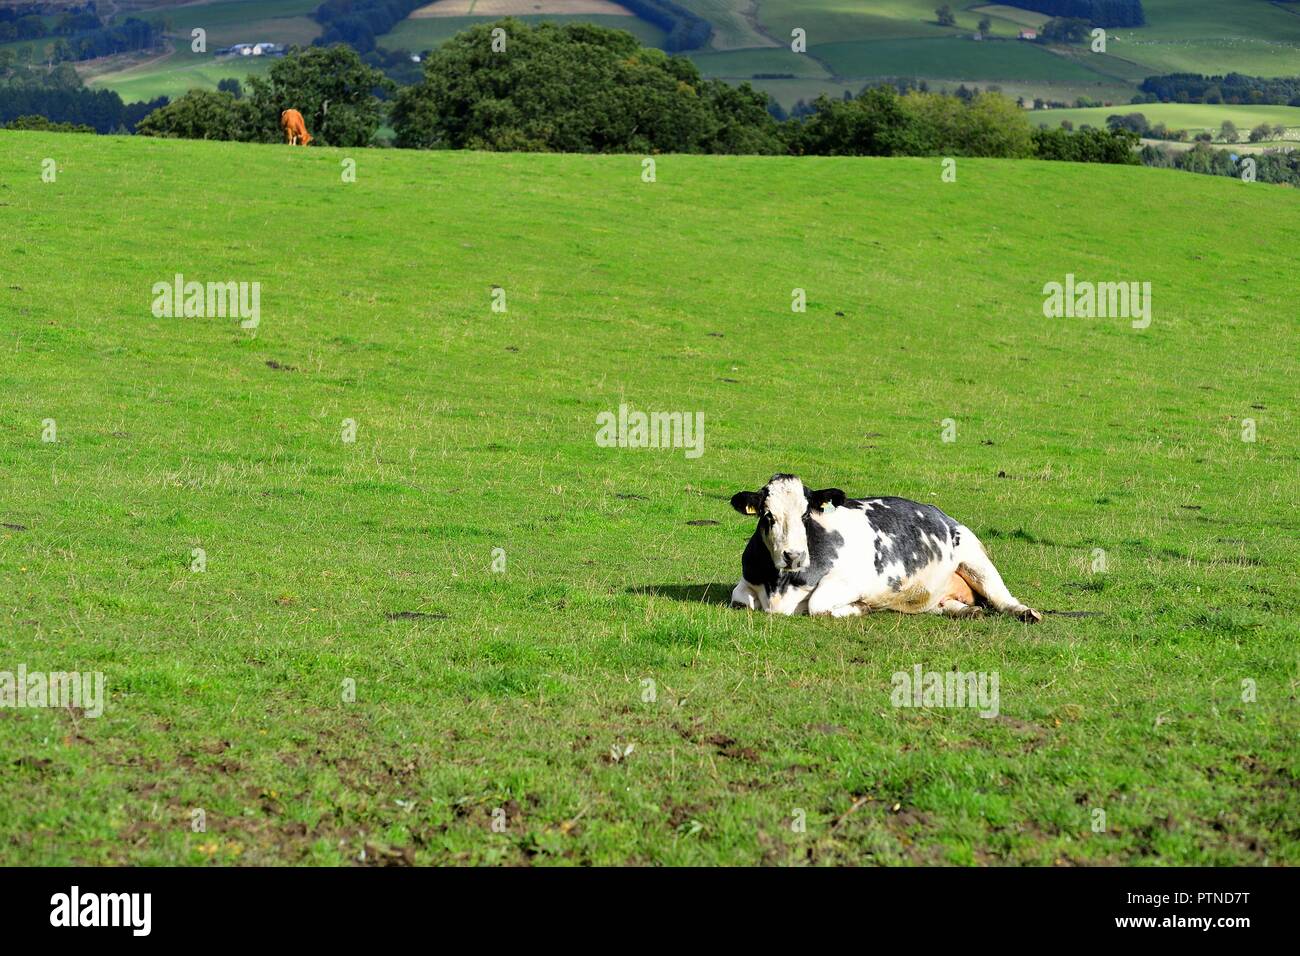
[729,473,1041,621]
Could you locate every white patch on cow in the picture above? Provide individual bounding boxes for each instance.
[762,477,811,571]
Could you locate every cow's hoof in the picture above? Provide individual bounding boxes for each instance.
[730,601,751,610]
[1015,606,1043,623]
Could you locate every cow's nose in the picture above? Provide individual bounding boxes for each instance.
[783,551,804,567]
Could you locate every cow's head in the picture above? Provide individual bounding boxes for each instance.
[731,474,845,572]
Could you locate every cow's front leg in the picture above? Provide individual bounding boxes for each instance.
[730,579,760,610]
[765,585,812,615]
[807,576,865,617]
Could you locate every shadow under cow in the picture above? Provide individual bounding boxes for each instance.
[627,583,735,606]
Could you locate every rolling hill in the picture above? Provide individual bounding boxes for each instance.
[45,2,1300,113]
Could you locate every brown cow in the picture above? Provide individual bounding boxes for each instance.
[280,109,312,146]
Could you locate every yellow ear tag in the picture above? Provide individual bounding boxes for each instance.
[745,505,757,515]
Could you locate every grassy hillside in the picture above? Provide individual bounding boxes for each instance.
[1,132,1297,865]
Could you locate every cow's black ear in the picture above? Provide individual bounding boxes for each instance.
[731,491,761,516]
[810,488,846,511]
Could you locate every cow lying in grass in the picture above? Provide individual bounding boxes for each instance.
[729,474,1041,621]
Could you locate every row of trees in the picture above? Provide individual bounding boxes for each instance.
[132,24,1138,168]
[1138,73,1300,107]
[0,4,158,64]
[1010,0,1144,27]
[1104,111,1290,145]
[1031,125,1138,163]
[0,53,164,133]
[313,0,426,55]
[1141,143,1300,186]
[619,0,712,53]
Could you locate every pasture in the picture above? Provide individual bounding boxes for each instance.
[1035,103,1300,142]
[1,131,1297,865]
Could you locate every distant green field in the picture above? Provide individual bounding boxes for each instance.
[687,46,831,80]
[2,131,1297,865]
[811,36,1114,84]
[672,0,775,50]
[381,13,666,52]
[1036,102,1300,140]
[82,0,321,102]
[757,0,961,44]
[1103,0,1300,76]
[87,50,281,102]
[971,5,1048,31]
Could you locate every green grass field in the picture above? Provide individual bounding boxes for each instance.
[2,131,1298,866]
[86,51,281,103]
[1103,0,1300,76]
[1036,103,1300,141]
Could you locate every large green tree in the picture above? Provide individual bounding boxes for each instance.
[391,19,780,154]
[136,46,391,147]
[134,89,257,141]
[245,45,392,147]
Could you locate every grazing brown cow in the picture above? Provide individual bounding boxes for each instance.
[280,109,312,146]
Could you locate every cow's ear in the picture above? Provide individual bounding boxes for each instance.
[809,488,846,511]
[730,491,761,516]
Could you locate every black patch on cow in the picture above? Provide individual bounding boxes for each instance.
[809,487,846,510]
[860,497,960,576]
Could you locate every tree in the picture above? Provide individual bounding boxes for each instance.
[217,78,243,100]
[4,114,95,133]
[1219,120,1238,143]
[135,89,257,140]
[1039,17,1090,44]
[977,16,991,35]
[1106,112,1148,135]
[936,5,956,27]
[1033,126,1138,164]
[392,20,779,154]
[245,45,391,146]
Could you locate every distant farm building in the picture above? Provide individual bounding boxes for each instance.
[216,42,286,57]
[1018,30,1037,40]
